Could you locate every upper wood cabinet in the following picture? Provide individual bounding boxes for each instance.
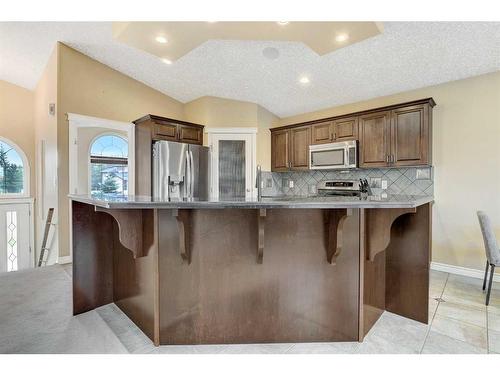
[271,126,310,171]
[359,111,391,168]
[311,121,333,144]
[134,114,204,145]
[390,104,430,166]
[333,116,358,141]
[311,117,358,145]
[359,103,432,168]
[271,129,290,171]
[271,98,435,171]
[290,126,311,170]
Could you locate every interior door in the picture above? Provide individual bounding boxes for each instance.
[210,132,255,200]
[0,203,31,273]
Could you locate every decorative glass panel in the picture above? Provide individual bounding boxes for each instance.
[218,140,245,200]
[90,135,128,197]
[6,211,17,272]
[0,140,24,194]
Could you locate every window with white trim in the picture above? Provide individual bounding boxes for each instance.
[0,139,27,196]
[89,134,128,197]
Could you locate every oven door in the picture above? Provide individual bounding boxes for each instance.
[309,146,347,169]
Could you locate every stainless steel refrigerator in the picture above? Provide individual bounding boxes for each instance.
[152,141,210,200]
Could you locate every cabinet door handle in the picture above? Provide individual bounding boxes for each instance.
[386,155,389,163]
[391,155,395,163]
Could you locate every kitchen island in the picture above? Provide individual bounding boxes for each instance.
[70,194,432,346]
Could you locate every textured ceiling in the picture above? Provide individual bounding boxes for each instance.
[0,22,499,117]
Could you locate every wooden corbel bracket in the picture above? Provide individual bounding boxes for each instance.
[95,206,144,258]
[325,208,353,265]
[365,207,417,261]
[172,209,191,264]
[257,209,266,264]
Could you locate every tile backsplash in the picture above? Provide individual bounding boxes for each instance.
[261,167,433,197]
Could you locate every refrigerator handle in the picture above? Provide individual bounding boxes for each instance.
[189,150,194,198]
[185,150,191,199]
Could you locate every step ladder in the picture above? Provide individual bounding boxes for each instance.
[38,208,54,267]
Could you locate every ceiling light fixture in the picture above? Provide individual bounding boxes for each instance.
[277,21,289,26]
[299,76,310,84]
[161,58,172,65]
[155,35,168,44]
[335,33,349,42]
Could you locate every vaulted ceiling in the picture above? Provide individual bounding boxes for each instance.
[0,22,499,117]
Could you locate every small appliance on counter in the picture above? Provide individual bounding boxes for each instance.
[309,140,357,170]
[153,140,210,200]
[317,178,371,197]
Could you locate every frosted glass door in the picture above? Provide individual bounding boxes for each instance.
[209,132,255,200]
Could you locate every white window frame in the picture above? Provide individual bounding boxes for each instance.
[0,136,31,199]
[88,132,129,196]
[205,127,257,200]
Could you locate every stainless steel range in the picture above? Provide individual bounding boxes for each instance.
[317,179,371,197]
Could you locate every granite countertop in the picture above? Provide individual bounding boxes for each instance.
[69,194,433,209]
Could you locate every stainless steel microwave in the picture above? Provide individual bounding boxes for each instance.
[309,140,358,170]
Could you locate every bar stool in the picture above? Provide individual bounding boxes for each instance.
[477,211,500,305]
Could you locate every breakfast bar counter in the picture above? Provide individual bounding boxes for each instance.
[70,194,433,346]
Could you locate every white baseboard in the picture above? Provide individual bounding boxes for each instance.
[57,255,72,265]
[431,261,500,283]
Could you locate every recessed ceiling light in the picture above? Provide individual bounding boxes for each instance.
[155,35,168,44]
[299,76,310,84]
[335,33,349,42]
[161,58,172,65]
[277,21,289,26]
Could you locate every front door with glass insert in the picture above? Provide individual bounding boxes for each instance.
[0,203,31,272]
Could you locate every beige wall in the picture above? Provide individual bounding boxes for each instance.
[0,80,35,196]
[279,71,500,271]
[184,96,279,170]
[57,43,186,258]
[33,46,59,264]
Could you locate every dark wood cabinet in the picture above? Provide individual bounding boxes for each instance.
[178,124,203,144]
[311,121,333,144]
[271,126,310,171]
[271,129,290,171]
[390,104,430,166]
[311,117,358,145]
[133,114,205,196]
[271,98,435,171]
[359,111,391,168]
[333,116,358,141]
[290,126,311,170]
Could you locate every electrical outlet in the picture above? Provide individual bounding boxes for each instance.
[416,168,431,180]
[266,178,273,188]
[370,177,382,188]
[381,180,388,190]
[289,180,294,188]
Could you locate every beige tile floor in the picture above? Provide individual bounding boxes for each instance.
[1,264,499,354]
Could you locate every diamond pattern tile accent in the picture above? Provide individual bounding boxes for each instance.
[266,167,433,197]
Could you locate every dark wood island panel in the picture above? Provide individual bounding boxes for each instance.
[71,199,432,346]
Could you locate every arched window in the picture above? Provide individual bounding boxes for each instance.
[0,138,29,197]
[89,134,128,197]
